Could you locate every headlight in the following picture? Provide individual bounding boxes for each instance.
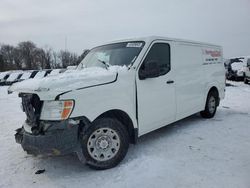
[40,100,74,120]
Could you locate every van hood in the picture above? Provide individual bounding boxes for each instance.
[9,66,126,97]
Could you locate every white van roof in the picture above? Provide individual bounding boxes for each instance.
[101,36,221,48]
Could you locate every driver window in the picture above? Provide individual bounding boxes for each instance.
[141,43,171,76]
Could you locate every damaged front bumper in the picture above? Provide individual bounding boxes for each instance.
[15,93,87,161]
[15,120,81,156]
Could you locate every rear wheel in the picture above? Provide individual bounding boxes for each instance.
[81,118,129,170]
[200,91,218,118]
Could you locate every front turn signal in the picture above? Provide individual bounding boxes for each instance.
[61,100,74,120]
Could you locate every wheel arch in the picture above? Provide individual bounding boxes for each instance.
[94,109,138,144]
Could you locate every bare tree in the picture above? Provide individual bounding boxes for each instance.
[17,41,37,69]
[58,50,78,68]
[13,48,22,69]
[43,47,52,69]
[0,44,16,70]
[0,54,4,71]
[0,41,80,71]
[52,51,61,68]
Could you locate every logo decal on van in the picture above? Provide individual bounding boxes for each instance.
[204,50,221,57]
[203,49,222,65]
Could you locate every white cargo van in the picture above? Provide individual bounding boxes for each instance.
[9,36,225,169]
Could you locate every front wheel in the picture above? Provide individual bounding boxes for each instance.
[200,91,218,118]
[81,118,129,170]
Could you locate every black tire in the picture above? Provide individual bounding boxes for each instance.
[200,91,218,118]
[81,118,129,170]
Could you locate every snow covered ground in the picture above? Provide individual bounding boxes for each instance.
[0,82,250,188]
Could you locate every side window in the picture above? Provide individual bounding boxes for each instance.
[142,43,171,76]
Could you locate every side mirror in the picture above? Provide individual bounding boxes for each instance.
[139,60,160,80]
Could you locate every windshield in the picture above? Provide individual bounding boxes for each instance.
[78,41,145,69]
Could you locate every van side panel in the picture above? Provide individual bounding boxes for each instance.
[173,43,205,120]
[173,43,225,121]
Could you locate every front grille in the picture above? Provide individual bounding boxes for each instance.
[19,93,43,128]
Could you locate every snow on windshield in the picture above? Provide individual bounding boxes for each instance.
[20,72,31,80]
[34,71,46,79]
[0,72,8,79]
[231,62,243,71]
[7,72,22,81]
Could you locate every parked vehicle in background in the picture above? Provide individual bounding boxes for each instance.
[224,59,230,77]
[0,71,11,86]
[45,70,52,76]
[1,69,66,85]
[244,57,250,84]
[30,70,39,78]
[225,57,245,81]
[9,36,225,170]
[19,70,41,82]
[19,71,32,82]
[33,70,51,79]
[33,71,45,79]
[48,69,66,76]
[5,72,23,85]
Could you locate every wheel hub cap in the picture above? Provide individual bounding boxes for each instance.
[208,96,216,113]
[96,136,110,149]
[87,128,120,162]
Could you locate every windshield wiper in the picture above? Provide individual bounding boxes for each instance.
[98,59,110,70]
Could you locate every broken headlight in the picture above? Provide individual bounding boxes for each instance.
[40,100,74,120]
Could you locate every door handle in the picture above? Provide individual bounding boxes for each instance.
[166,80,174,84]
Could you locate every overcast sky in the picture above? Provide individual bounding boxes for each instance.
[0,0,250,58]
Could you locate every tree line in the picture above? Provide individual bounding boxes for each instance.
[0,41,90,72]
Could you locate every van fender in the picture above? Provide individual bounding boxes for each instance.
[203,82,220,108]
[87,107,137,129]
